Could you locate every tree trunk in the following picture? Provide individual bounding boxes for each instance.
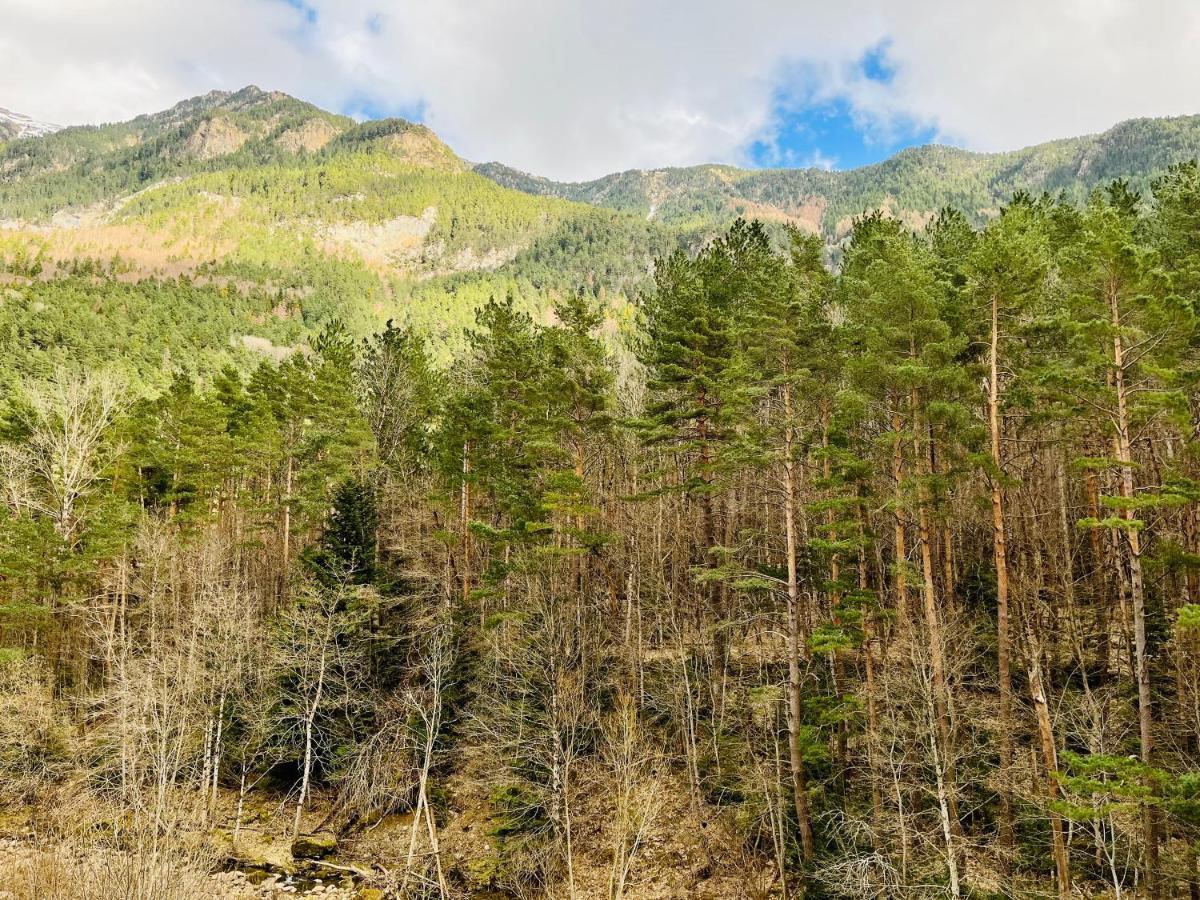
[891,405,910,625]
[911,390,961,838]
[461,441,474,615]
[293,640,328,840]
[1109,281,1159,894]
[1029,628,1071,896]
[988,293,1016,868]
[1019,555,1071,898]
[821,408,849,791]
[281,453,293,603]
[921,646,961,900]
[781,384,815,861]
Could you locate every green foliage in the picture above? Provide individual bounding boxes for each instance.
[0,87,353,220]
[482,115,1200,236]
[1053,750,1165,821]
[1177,603,1200,633]
[640,219,771,493]
[303,477,379,587]
[487,782,549,838]
[0,276,303,391]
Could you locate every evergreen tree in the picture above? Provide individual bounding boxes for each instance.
[842,212,975,895]
[1046,185,1197,893]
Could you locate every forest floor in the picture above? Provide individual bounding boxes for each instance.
[0,838,359,899]
[0,764,773,899]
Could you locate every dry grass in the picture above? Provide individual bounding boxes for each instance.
[0,840,213,900]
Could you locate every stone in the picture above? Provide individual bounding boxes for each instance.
[291,832,338,860]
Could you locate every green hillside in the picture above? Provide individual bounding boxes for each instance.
[477,114,1200,235]
[3,87,1199,390]
[0,89,679,384]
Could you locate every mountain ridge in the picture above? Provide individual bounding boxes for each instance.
[3,87,1200,383]
[0,88,474,221]
[476,112,1200,235]
[5,87,1200,237]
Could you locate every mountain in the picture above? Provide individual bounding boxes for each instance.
[0,106,60,141]
[0,88,671,386]
[477,114,1200,237]
[0,86,668,292]
[0,86,468,220]
[2,87,1199,389]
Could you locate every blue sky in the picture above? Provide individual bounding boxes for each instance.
[747,99,935,170]
[4,1,1200,181]
[746,46,937,171]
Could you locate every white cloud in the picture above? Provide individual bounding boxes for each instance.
[0,0,1197,180]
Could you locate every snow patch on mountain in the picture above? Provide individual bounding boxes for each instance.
[0,107,61,139]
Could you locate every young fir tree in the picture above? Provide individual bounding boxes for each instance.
[304,477,379,588]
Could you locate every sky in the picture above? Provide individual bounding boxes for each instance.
[1,0,1199,181]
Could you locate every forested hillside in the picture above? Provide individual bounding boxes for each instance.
[0,88,679,380]
[478,114,1200,236]
[5,90,1200,388]
[3,88,1200,899]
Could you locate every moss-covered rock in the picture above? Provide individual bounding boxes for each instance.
[291,831,338,860]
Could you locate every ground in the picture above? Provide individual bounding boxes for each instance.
[0,759,777,899]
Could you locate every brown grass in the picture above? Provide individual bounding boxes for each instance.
[0,840,214,900]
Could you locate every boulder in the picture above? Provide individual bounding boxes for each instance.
[291,832,338,860]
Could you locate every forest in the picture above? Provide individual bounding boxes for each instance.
[2,161,1200,899]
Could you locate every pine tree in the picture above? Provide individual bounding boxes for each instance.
[540,292,616,596]
[640,220,762,651]
[1048,184,1197,895]
[726,225,834,861]
[966,194,1069,892]
[128,373,230,522]
[842,212,975,896]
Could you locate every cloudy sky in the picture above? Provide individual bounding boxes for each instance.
[2,0,1198,181]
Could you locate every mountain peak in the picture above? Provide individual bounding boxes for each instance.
[137,85,308,128]
[329,118,467,171]
[0,106,61,140]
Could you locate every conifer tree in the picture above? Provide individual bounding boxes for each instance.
[726,225,833,861]
[640,220,761,652]
[842,212,974,895]
[966,194,1069,892]
[1049,184,1196,894]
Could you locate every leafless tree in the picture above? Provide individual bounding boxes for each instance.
[6,367,125,543]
